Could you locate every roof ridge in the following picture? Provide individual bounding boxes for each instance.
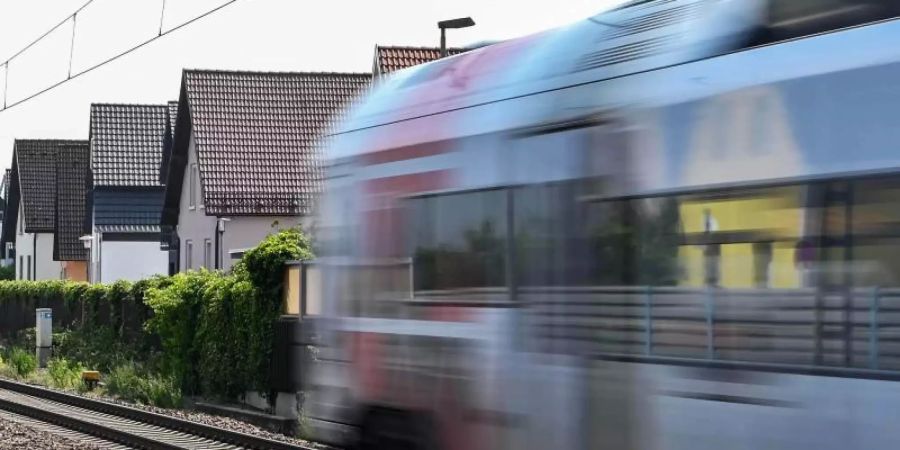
[376,44,465,51]
[90,102,169,108]
[14,138,88,147]
[183,68,372,77]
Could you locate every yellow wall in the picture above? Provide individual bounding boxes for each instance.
[677,191,802,288]
[283,264,301,315]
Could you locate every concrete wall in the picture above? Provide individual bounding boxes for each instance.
[99,240,168,283]
[176,131,310,273]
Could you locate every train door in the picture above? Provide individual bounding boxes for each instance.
[496,115,648,450]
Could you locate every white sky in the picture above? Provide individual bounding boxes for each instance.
[0,0,624,172]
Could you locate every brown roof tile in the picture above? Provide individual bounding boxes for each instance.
[165,69,371,217]
[374,45,466,75]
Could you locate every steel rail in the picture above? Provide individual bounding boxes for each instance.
[0,378,315,450]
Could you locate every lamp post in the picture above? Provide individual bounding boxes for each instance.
[438,17,475,57]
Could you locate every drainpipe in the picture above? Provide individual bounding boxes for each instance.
[32,234,36,280]
[216,218,230,270]
[214,218,220,270]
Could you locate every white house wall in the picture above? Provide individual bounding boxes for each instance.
[16,233,62,281]
[14,227,33,280]
[14,203,62,280]
[35,234,62,280]
[99,240,168,283]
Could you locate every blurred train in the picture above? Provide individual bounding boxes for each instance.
[308,1,900,449]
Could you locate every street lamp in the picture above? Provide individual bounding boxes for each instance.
[438,17,475,57]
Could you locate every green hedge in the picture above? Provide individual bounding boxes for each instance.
[0,228,312,400]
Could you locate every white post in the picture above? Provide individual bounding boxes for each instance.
[35,308,52,368]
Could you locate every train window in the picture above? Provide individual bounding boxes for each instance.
[848,177,900,287]
[514,182,598,287]
[409,189,508,293]
[587,196,682,286]
[762,0,900,44]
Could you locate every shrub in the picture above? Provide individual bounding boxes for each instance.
[146,228,313,398]
[105,362,182,408]
[234,228,313,392]
[54,327,142,374]
[0,354,14,379]
[0,264,14,281]
[7,347,37,378]
[0,228,313,401]
[47,358,83,390]
[144,270,219,394]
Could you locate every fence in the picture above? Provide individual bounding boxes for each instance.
[524,286,900,371]
[0,291,148,340]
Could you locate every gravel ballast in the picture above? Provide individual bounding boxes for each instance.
[83,392,335,449]
[0,414,104,450]
[0,375,335,449]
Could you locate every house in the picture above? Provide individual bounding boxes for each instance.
[372,45,466,76]
[84,104,172,283]
[0,169,9,266]
[54,143,91,281]
[1,139,87,280]
[161,69,371,272]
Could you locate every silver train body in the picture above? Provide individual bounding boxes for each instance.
[309,1,900,448]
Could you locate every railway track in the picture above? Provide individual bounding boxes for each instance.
[0,378,316,450]
[0,408,129,449]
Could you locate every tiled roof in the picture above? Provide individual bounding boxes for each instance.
[54,143,91,261]
[159,101,179,185]
[1,169,9,220]
[15,139,87,233]
[93,189,164,232]
[374,45,466,75]
[167,101,178,138]
[90,104,168,187]
[2,169,9,201]
[0,167,15,248]
[169,69,371,216]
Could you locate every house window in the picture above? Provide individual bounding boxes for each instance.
[18,256,22,279]
[185,239,193,270]
[26,255,31,280]
[189,164,198,209]
[204,239,212,270]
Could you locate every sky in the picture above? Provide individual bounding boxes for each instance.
[0,0,625,172]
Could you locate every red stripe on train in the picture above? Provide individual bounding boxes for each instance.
[360,141,451,166]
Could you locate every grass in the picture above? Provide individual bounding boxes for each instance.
[6,347,37,378]
[47,358,84,390]
[0,341,182,409]
[105,362,183,408]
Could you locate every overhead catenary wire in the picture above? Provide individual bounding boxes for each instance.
[0,0,241,115]
[67,13,78,79]
[0,0,95,67]
[158,0,168,36]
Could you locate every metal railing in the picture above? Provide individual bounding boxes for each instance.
[522,285,900,371]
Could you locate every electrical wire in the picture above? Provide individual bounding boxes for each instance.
[0,0,241,114]
[0,0,95,67]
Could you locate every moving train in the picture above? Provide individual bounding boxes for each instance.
[308,1,900,448]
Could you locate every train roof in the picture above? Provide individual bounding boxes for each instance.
[328,0,763,160]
